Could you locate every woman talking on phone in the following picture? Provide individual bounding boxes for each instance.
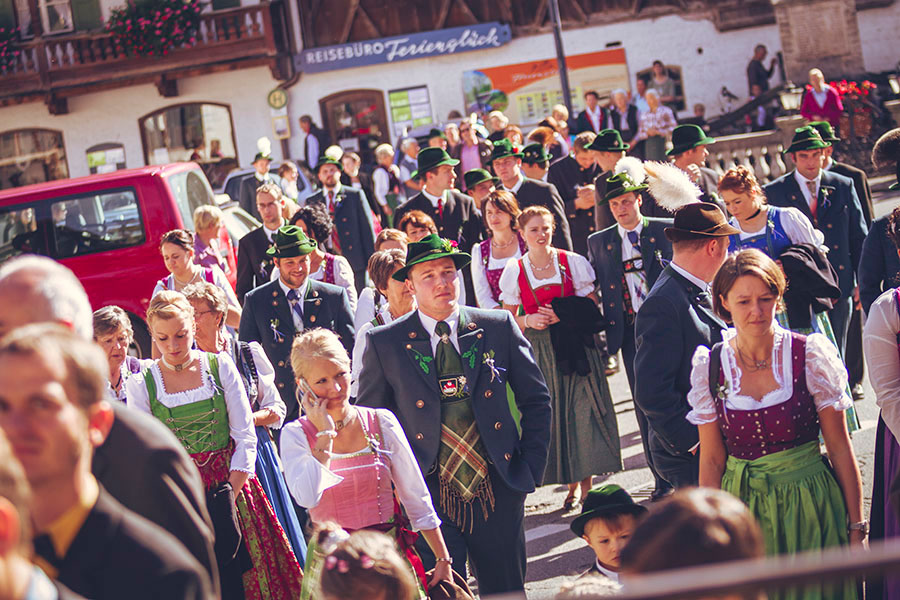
[280,329,452,599]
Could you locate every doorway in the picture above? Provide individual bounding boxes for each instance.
[319,89,388,165]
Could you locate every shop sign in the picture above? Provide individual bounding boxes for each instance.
[298,22,511,74]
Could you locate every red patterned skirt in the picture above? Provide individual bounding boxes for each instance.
[192,442,304,599]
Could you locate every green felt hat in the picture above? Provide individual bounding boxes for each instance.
[463,168,499,191]
[392,234,471,281]
[601,172,648,203]
[265,225,317,258]
[489,138,524,163]
[253,152,272,163]
[586,129,630,152]
[809,121,840,143]
[411,147,459,180]
[570,484,647,538]
[428,127,447,140]
[314,156,343,173]
[784,125,831,155]
[667,124,716,156]
[522,142,551,165]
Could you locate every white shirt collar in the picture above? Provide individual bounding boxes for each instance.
[263,221,283,242]
[422,187,445,209]
[794,169,821,189]
[670,261,711,292]
[254,171,269,182]
[594,560,620,583]
[324,182,342,197]
[616,219,644,241]
[278,276,310,300]
[504,174,525,194]
[417,306,461,353]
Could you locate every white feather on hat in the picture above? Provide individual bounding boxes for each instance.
[256,137,272,157]
[613,156,646,185]
[643,161,701,213]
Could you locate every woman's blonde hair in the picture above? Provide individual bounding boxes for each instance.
[517,205,555,232]
[182,281,228,321]
[291,328,350,381]
[147,290,194,324]
[193,205,224,232]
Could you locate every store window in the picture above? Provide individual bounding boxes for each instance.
[11,0,74,36]
[319,90,389,165]
[0,129,69,190]
[636,64,686,113]
[139,103,238,189]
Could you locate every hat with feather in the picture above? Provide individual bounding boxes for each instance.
[872,128,900,191]
[643,161,739,241]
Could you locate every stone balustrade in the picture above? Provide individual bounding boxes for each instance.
[705,116,805,183]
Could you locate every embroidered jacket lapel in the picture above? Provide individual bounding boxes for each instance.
[403,312,441,397]
[785,172,815,223]
[457,309,483,395]
[270,283,296,341]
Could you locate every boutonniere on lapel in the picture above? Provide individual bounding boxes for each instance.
[409,347,434,374]
[461,338,480,369]
[654,249,670,269]
[269,318,285,343]
[819,185,834,211]
[483,350,506,383]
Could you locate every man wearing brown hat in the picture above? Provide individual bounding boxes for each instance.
[633,202,738,489]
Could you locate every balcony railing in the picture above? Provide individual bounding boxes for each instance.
[0,2,289,111]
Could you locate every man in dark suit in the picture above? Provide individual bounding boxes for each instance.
[588,130,630,232]
[306,156,376,293]
[574,90,608,135]
[236,182,286,303]
[549,131,602,255]
[812,121,873,398]
[393,147,485,302]
[860,206,900,315]
[763,126,868,355]
[587,173,673,499]
[238,151,280,221]
[0,256,218,589]
[450,119,493,183]
[491,139,573,250]
[0,325,212,600]
[240,225,355,422]
[357,234,551,596]
[668,124,721,207]
[299,115,329,168]
[634,203,736,488]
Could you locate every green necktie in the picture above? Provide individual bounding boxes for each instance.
[435,320,463,380]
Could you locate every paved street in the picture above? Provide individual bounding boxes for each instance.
[518,180,900,599]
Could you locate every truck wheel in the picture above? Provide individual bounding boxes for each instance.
[129,315,152,359]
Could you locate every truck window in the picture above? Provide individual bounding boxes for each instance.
[0,205,42,261]
[50,188,144,258]
[166,168,215,229]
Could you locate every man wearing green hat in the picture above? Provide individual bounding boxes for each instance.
[668,124,722,208]
[238,149,279,221]
[810,120,873,401]
[586,172,673,499]
[463,168,498,208]
[491,138,572,250]
[307,156,376,293]
[240,225,355,422]
[549,131,602,255]
[357,233,551,595]
[393,146,484,301]
[764,125,868,355]
[521,142,551,182]
[587,129,630,232]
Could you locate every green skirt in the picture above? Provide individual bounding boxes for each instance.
[526,328,622,485]
[722,441,856,600]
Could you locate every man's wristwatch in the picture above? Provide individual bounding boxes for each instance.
[848,520,869,536]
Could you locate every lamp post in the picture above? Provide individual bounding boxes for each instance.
[549,0,573,118]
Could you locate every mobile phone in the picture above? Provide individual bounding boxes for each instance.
[298,378,321,410]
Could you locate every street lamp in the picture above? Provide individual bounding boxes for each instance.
[779,84,805,112]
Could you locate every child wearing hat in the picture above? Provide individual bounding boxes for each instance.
[570,484,647,583]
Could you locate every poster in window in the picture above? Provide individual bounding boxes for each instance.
[388,86,434,137]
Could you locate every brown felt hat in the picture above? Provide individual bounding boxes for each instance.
[664,203,740,242]
[427,568,475,600]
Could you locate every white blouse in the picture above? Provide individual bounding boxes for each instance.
[470,241,522,309]
[280,408,441,532]
[271,254,358,312]
[350,308,394,398]
[864,289,900,438]
[354,287,383,333]
[498,250,596,306]
[686,324,851,425]
[228,340,286,429]
[730,207,825,250]
[125,351,258,473]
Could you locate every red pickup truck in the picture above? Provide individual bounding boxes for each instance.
[0,163,223,355]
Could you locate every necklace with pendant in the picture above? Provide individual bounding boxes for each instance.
[737,345,769,371]
[160,351,194,372]
[334,407,356,431]
[491,235,516,250]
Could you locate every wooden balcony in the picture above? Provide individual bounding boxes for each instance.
[0,2,291,114]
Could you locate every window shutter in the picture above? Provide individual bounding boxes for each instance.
[211,0,240,10]
[71,0,101,30]
[0,0,15,30]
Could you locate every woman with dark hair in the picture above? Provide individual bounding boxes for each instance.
[153,229,241,327]
[287,205,358,311]
[471,190,525,309]
[689,249,863,599]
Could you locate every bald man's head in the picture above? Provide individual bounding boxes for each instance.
[0,256,92,339]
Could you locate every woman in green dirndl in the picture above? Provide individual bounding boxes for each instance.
[690,250,865,600]
[499,205,622,511]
